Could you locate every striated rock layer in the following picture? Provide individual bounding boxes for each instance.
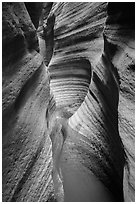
[2,2,135,202]
[47,2,135,202]
[48,2,107,110]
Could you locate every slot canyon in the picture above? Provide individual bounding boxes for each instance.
[2,2,135,202]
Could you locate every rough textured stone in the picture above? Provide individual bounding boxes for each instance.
[2,2,135,202]
[2,2,54,202]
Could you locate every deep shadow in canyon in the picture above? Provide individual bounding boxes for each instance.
[2,2,135,202]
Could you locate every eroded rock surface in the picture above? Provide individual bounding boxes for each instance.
[2,3,54,201]
[47,2,135,201]
[2,2,135,202]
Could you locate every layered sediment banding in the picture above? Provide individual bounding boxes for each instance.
[47,2,135,201]
[49,57,92,110]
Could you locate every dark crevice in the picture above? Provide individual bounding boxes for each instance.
[89,89,99,104]
[43,14,55,66]
[25,3,43,29]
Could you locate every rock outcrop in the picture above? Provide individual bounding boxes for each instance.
[2,2,135,202]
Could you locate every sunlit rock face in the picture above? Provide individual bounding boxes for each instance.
[2,3,54,202]
[2,2,135,202]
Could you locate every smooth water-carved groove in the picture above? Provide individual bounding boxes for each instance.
[49,116,67,201]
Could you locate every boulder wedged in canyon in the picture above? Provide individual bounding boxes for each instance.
[2,2,135,202]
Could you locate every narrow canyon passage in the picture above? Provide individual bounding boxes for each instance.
[2,2,135,202]
[47,109,116,202]
[59,120,116,202]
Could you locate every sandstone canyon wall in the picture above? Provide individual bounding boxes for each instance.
[2,2,135,202]
[2,3,54,201]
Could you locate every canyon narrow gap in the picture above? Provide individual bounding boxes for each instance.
[2,2,135,202]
